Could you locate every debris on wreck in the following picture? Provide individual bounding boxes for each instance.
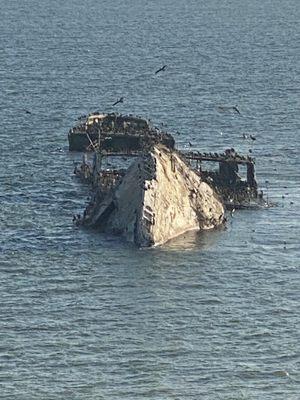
[68,112,175,152]
[70,112,267,247]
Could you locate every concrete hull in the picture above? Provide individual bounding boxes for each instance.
[83,145,225,247]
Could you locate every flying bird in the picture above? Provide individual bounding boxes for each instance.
[22,109,32,114]
[155,65,167,74]
[250,134,256,141]
[232,105,241,114]
[217,105,241,115]
[112,97,124,106]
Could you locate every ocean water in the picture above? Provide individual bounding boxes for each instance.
[0,0,299,399]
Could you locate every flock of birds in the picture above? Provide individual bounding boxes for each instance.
[20,60,260,158]
[188,151,249,160]
[108,64,259,149]
[22,63,246,134]
[23,63,260,165]
[22,62,261,157]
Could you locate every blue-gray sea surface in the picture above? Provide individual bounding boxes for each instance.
[0,0,299,399]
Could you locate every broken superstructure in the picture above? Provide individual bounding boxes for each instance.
[183,148,259,209]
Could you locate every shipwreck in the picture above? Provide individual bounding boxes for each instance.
[70,112,266,247]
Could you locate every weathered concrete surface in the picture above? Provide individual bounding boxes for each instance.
[84,145,225,247]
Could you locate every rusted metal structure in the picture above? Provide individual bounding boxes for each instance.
[183,149,258,209]
[68,112,175,152]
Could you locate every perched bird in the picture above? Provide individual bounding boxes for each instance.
[242,133,248,139]
[249,149,253,153]
[188,141,193,147]
[112,97,124,106]
[155,65,167,74]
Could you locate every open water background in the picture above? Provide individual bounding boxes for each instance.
[0,0,300,398]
